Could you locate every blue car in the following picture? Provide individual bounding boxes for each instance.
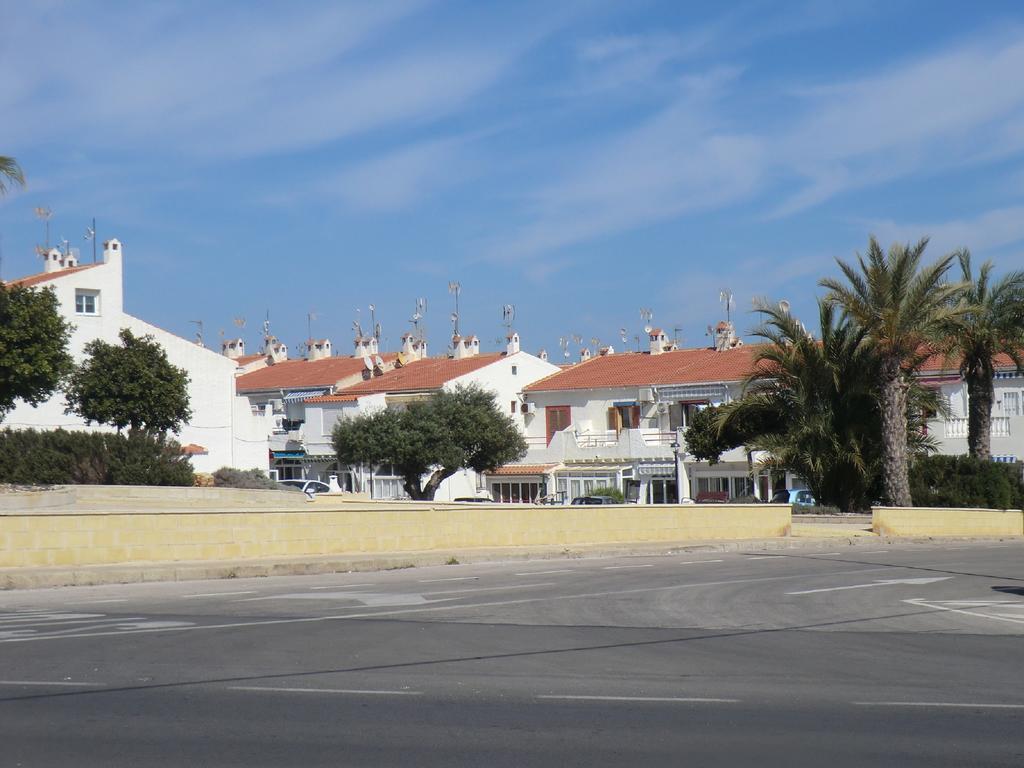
[770,488,816,507]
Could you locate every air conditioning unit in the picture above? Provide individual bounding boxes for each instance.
[639,387,655,403]
[521,402,537,415]
[656,402,669,414]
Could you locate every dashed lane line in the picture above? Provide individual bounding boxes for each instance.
[182,591,258,599]
[229,686,421,696]
[602,565,654,570]
[538,694,739,703]
[678,559,724,565]
[309,583,375,590]
[417,577,479,584]
[0,680,105,687]
[854,701,1024,709]
[423,582,557,596]
[514,570,573,576]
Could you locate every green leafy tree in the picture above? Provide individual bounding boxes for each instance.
[64,328,191,434]
[940,250,1024,461]
[717,301,940,513]
[910,455,1024,510]
[333,384,528,500]
[820,236,964,506]
[0,284,74,419]
[0,156,24,196]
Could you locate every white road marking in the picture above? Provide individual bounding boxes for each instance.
[906,598,1024,627]
[787,577,951,595]
[514,570,573,576]
[808,553,843,557]
[854,701,1024,709]
[79,599,129,604]
[424,582,557,596]
[678,559,724,565]
[602,565,654,570]
[744,556,783,561]
[309,583,375,590]
[230,686,421,696]
[0,680,104,687]
[538,695,738,703]
[860,550,890,554]
[417,577,479,583]
[182,591,257,599]
[0,566,898,644]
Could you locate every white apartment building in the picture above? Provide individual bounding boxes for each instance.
[3,240,266,473]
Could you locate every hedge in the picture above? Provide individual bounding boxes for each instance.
[0,428,194,486]
[909,454,1024,510]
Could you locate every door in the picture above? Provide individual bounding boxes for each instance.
[546,406,571,445]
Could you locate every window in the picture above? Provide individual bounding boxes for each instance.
[732,476,754,498]
[490,481,543,503]
[511,365,518,375]
[75,289,99,315]
[1004,391,1021,417]
[510,400,517,414]
[545,406,571,445]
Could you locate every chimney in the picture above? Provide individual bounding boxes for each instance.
[102,238,122,266]
[580,347,591,363]
[307,338,332,361]
[42,248,63,274]
[538,348,548,362]
[599,345,615,356]
[453,335,480,360]
[353,335,378,358]
[222,338,245,360]
[506,331,520,355]
[264,335,288,364]
[649,328,668,355]
[714,321,743,352]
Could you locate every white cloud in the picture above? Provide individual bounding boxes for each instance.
[867,204,1024,257]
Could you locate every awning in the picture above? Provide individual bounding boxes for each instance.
[283,389,327,402]
[637,463,675,476]
[272,450,306,459]
[612,401,638,407]
[656,384,728,403]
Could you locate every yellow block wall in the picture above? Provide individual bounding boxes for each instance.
[873,506,1024,537]
[0,502,791,569]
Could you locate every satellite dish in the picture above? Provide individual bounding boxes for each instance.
[643,325,652,335]
[396,352,407,367]
[374,355,384,368]
[363,356,373,370]
[779,299,791,313]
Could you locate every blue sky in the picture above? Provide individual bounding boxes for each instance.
[3,0,1024,361]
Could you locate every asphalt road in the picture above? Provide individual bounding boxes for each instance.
[2,542,1023,767]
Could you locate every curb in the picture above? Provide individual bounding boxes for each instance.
[2,533,1021,591]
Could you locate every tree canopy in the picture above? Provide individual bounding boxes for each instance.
[64,328,191,434]
[0,155,24,196]
[332,384,527,500]
[0,284,74,419]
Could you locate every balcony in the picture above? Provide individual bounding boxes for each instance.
[944,417,1010,439]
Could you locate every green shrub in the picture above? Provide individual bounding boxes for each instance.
[212,467,277,490]
[910,455,1024,510]
[589,485,625,503]
[0,428,193,486]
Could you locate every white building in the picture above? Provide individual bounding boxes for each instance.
[295,332,560,500]
[3,239,265,473]
[505,328,771,504]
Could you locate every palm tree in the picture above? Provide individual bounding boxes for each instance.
[820,236,964,506]
[942,251,1024,461]
[0,156,25,196]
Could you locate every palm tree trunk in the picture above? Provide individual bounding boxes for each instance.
[879,356,913,506]
[966,373,994,462]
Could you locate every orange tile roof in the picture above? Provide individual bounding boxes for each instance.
[489,463,560,476]
[4,263,101,288]
[235,353,397,392]
[234,354,265,366]
[918,348,1020,374]
[340,353,505,395]
[180,443,208,456]
[304,393,361,404]
[524,345,766,392]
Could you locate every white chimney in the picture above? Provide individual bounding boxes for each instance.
[264,335,288,364]
[538,348,548,362]
[580,347,591,363]
[649,328,668,355]
[453,335,480,359]
[353,335,378,358]
[401,333,427,361]
[714,321,743,352]
[222,338,245,360]
[506,331,520,355]
[102,238,122,266]
[599,345,615,356]
[42,248,63,273]
[307,338,332,361]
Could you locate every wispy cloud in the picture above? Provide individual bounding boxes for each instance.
[867,203,1024,256]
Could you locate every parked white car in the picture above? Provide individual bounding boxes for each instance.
[277,479,331,496]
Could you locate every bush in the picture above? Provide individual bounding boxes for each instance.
[0,428,194,486]
[212,467,277,490]
[590,485,625,503]
[910,455,1024,510]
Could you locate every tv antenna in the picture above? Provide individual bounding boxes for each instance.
[672,325,683,346]
[262,310,271,341]
[558,336,570,360]
[368,303,381,341]
[502,304,516,335]
[572,334,583,345]
[233,316,246,330]
[34,207,53,249]
[720,289,735,324]
[639,307,653,325]
[190,319,204,347]
[619,327,628,344]
[306,310,318,344]
[83,218,97,262]
[448,281,461,337]
[590,337,600,349]
[352,308,363,339]
[410,297,427,339]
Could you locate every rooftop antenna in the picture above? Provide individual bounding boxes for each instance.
[262,310,271,341]
[639,307,654,326]
[558,336,570,361]
[590,337,600,349]
[306,310,318,344]
[619,327,628,345]
[368,303,381,341]
[189,319,204,348]
[502,304,515,336]
[59,237,69,256]
[352,309,363,339]
[34,206,53,249]
[84,218,96,262]
[720,289,735,324]
[672,325,683,346]
[634,334,641,352]
[448,281,461,338]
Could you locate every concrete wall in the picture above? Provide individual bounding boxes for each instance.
[0,496,791,569]
[873,506,1024,537]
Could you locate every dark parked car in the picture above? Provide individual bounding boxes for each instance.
[570,495,620,505]
[771,488,816,507]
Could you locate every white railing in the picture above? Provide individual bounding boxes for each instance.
[524,435,548,448]
[944,417,1010,438]
[575,430,619,448]
[641,429,677,446]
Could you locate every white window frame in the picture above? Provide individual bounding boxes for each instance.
[75,289,100,316]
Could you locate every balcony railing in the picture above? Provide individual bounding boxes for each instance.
[945,417,1010,438]
[575,430,619,448]
[641,429,678,446]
